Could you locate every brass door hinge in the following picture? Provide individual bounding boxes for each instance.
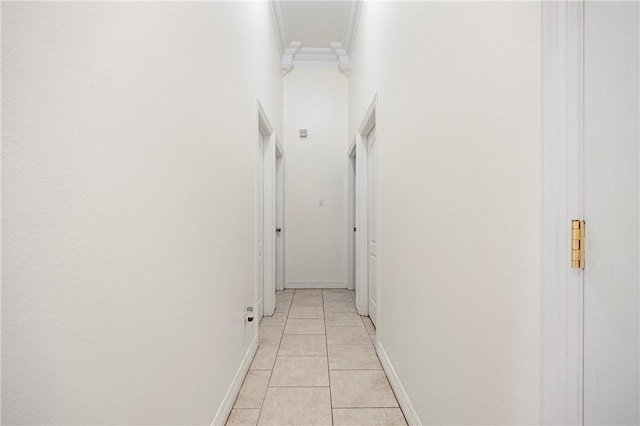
[571,220,585,269]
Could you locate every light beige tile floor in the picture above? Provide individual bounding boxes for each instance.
[226,289,406,426]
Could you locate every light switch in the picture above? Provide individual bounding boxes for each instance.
[318,199,324,207]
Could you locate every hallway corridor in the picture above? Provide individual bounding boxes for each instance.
[226,289,406,426]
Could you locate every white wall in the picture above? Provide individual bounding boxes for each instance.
[283,67,349,287]
[1,2,282,424]
[349,2,541,424]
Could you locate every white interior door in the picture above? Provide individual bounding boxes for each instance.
[275,153,284,291]
[257,133,265,320]
[351,155,357,291]
[583,2,639,424]
[367,127,378,326]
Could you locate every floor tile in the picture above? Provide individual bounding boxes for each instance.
[284,318,325,334]
[323,292,354,302]
[325,312,364,327]
[278,334,327,356]
[259,313,287,327]
[324,301,357,313]
[269,356,329,387]
[332,408,407,425]
[275,292,293,302]
[363,317,376,335]
[290,296,323,307]
[326,327,373,345]
[234,371,271,408]
[258,387,332,425]
[322,288,350,295]
[294,289,322,297]
[330,370,399,408]
[275,300,291,313]
[226,408,261,426]
[288,306,324,319]
[259,326,283,345]
[250,345,278,371]
[328,344,381,370]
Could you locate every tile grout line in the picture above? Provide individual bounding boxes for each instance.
[256,289,294,426]
[322,289,334,426]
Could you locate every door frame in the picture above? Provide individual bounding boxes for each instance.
[541,2,584,424]
[257,100,277,317]
[275,139,285,292]
[353,94,378,326]
[347,139,356,291]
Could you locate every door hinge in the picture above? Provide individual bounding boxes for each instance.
[571,220,585,269]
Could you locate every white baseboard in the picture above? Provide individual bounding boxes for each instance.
[211,335,258,426]
[285,280,347,289]
[376,342,422,426]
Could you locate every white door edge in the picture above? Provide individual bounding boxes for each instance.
[541,2,584,424]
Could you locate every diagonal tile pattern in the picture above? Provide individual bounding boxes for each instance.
[227,289,407,426]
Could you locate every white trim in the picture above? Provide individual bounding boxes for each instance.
[376,343,421,426]
[211,336,258,426]
[541,2,584,424]
[285,280,348,289]
[330,42,350,77]
[347,138,356,157]
[354,94,378,317]
[293,59,339,69]
[281,41,301,76]
[270,0,288,54]
[257,100,277,317]
[343,0,361,54]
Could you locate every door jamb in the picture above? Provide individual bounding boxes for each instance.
[541,2,584,424]
[354,94,378,327]
[257,100,277,317]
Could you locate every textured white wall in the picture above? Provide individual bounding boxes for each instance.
[349,2,542,423]
[1,2,282,424]
[283,67,349,286]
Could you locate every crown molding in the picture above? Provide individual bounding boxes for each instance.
[287,45,349,74]
[330,42,350,76]
[272,0,358,77]
[281,41,302,76]
[343,0,361,54]
[293,47,339,69]
[270,1,288,53]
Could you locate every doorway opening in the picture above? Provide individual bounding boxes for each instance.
[353,94,378,331]
[348,139,356,292]
[257,101,280,320]
[275,141,285,292]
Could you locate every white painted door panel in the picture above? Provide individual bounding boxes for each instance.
[367,128,378,326]
[583,2,639,423]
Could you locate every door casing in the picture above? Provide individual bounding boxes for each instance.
[353,94,378,333]
[257,101,277,317]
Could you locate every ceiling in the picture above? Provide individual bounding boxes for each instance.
[281,2,349,48]
[271,1,360,76]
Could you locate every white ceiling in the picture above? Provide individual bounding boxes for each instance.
[280,1,350,48]
[272,1,360,76]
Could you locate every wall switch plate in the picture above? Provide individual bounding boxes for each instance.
[318,199,324,207]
